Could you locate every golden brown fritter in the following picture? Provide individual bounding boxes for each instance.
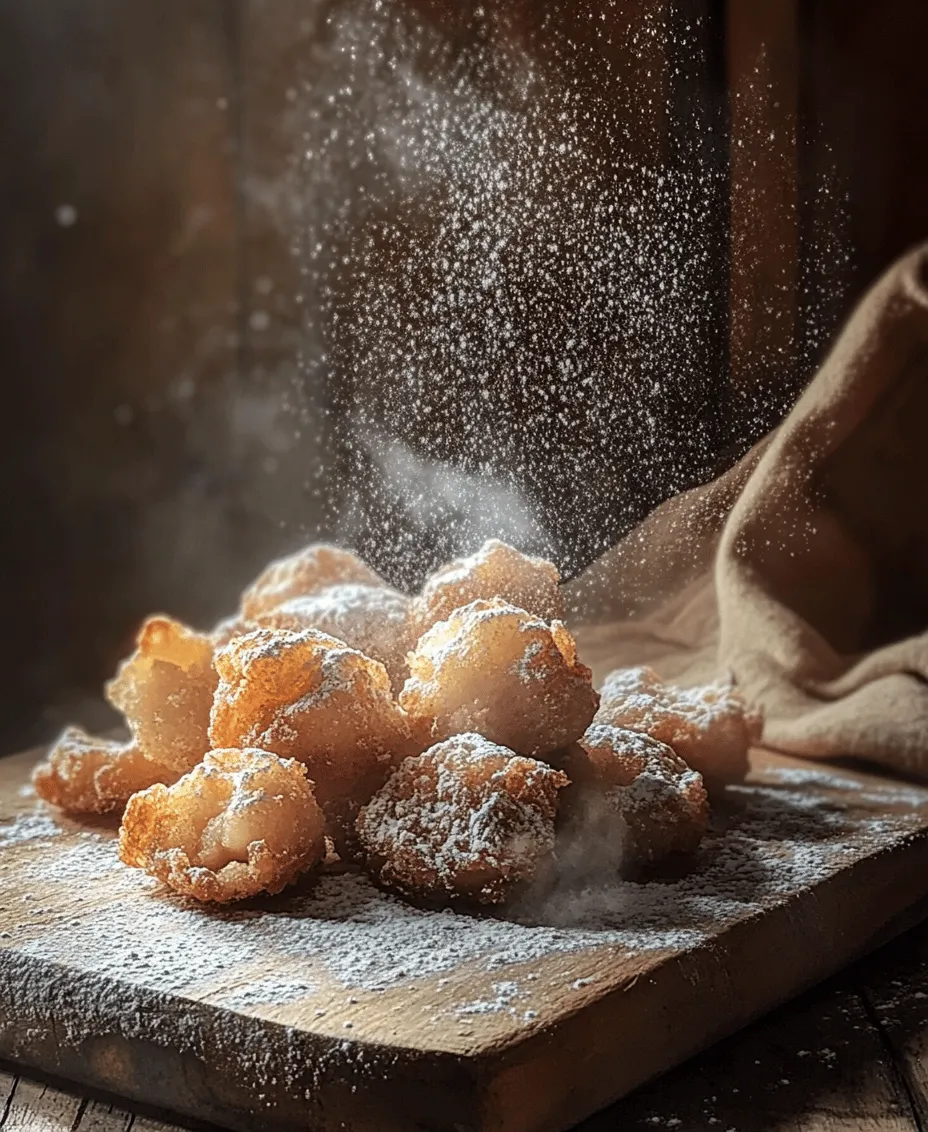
[254,583,416,692]
[555,724,708,870]
[32,726,177,815]
[356,733,568,904]
[106,616,218,773]
[119,747,326,902]
[240,543,383,620]
[208,628,412,835]
[595,666,761,788]
[415,539,563,633]
[400,599,598,757]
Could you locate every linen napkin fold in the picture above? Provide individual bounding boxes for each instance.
[567,244,928,777]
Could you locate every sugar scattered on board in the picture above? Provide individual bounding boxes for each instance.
[0,811,64,848]
[2,774,923,1017]
[221,978,318,1011]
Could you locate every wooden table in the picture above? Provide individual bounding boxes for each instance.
[3,915,926,1132]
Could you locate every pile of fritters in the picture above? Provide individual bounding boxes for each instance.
[33,539,761,905]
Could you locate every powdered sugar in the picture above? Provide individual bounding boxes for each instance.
[0,810,64,848]
[763,766,865,792]
[764,765,928,808]
[4,768,925,1008]
[596,666,758,783]
[23,834,123,883]
[455,979,522,1015]
[220,977,318,1011]
[417,540,564,628]
[257,585,414,690]
[356,734,565,902]
[275,584,409,628]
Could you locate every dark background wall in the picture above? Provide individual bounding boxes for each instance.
[801,0,928,295]
[0,0,924,752]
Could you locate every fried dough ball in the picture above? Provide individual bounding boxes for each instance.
[119,748,325,902]
[595,666,761,788]
[209,628,412,837]
[32,726,177,815]
[356,733,568,904]
[555,724,708,870]
[415,539,563,633]
[400,600,598,757]
[254,583,416,692]
[106,616,218,773]
[240,543,383,620]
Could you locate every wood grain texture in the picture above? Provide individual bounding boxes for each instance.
[0,1068,164,1131]
[582,983,921,1131]
[2,1076,83,1129]
[858,928,928,1130]
[2,749,928,1132]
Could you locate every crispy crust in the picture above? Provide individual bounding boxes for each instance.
[400,599,598,757]
[240,544,383,620]
[357,733,568,904]
[595,666,762,787]
[118,747,326,902]
[254,583,416,692]
[209,628,412,828]
[32,726,177,815]
[106,615,217,773]
[415,539,563,633]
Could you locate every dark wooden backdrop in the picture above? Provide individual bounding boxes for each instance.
[0,0,925,752]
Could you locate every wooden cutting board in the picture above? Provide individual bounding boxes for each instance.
[2,745,928,1132]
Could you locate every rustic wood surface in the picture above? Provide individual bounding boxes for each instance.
[3,747,928,1132]
[2,912,928,1131]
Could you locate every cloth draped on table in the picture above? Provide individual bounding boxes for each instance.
[566,244,928,779]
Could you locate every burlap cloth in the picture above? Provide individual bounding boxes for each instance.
[566,245,928,778]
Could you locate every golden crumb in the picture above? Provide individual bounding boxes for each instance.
[118,747,326,902]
